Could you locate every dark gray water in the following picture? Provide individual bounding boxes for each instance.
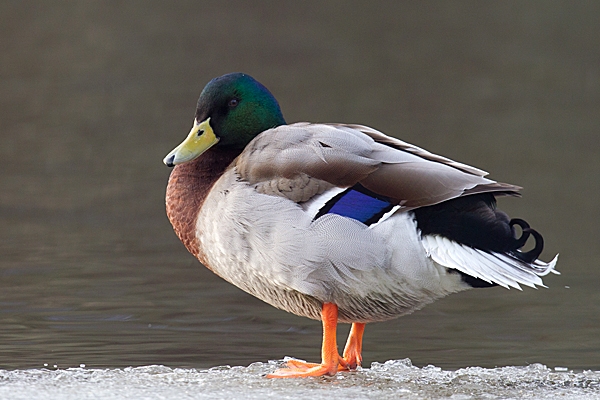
[1,1,600,398]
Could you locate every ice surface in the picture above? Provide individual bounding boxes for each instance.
[0,359,599,400]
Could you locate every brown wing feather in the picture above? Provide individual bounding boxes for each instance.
[337,123,492,176]
[236,123,520,208]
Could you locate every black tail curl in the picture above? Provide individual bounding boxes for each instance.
[414,194,546,263]
[414,194,550,289]
[509,218,544,263]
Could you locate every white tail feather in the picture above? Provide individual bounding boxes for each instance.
[421,234,559,290]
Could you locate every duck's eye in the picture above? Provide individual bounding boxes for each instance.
[228,98,239,108]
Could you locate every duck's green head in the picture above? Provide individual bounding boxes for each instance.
[164,73,286,167]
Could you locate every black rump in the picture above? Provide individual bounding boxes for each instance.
[413,193,545,287]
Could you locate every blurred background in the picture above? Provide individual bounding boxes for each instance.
[0,1,598,371]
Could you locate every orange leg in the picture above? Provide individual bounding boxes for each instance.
[340,322,365,370]
[267,303,340,378]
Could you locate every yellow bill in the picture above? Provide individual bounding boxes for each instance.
[163,118,219,167]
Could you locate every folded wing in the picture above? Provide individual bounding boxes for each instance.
[236,122,520,208]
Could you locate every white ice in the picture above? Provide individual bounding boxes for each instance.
[0,359,598,400]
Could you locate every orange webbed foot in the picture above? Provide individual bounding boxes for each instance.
[266,358,338,378]
[266,305,366,379]
[340,322,365,370]
[267,303,341,379]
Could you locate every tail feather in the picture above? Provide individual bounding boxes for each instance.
[509,218,544,263]
[421,234,559,289]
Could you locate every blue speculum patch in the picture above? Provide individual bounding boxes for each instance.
[317,188,395,226]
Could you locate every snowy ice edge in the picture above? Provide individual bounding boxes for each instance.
[0,359,599,400]
[2,358,599,379]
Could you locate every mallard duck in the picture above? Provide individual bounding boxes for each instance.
[163,73,558,378]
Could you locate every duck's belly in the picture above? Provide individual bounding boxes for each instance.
[195,171,469,323]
